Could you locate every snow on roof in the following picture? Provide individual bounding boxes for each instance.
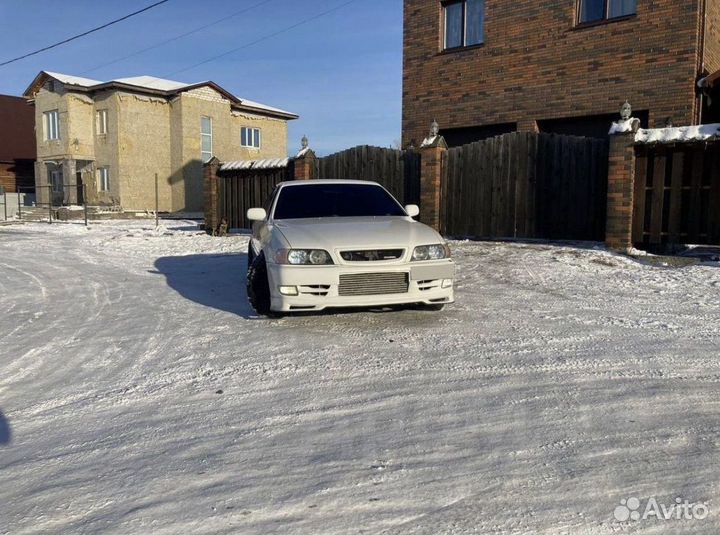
[43,71,103,88]
[238,97,295,116]
[221,158,290,171]
[113,76,192,91]
[35,71,297,118]
[634,124,720,144]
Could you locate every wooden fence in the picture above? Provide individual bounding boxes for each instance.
[315,146,421,205]
[633,142,720,247]
[441,132,609,240]
[214,146,421,230]
[217,162,293,229]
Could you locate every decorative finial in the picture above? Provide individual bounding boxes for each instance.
[620,101,632,121]
[301,135,309,149]
[430,119,439,138]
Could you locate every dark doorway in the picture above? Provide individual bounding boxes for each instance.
[538,111,650,139]
[440,123,517,147]
[76,172,84,205]
[701,87,720,124]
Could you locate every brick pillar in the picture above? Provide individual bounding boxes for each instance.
[203,157,220,234]
[606,128,637,251]
[419,136,448,232]
[294,149,316,180]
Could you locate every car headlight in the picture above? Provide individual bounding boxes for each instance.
[411,244,450,261]
[275,249,334,265]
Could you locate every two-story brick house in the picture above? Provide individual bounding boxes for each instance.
[403,0,720,147]
[23,71,298,212]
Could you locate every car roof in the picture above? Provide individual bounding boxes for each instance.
[277,179,381,187]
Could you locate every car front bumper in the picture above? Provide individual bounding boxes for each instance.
[266,260,455,312]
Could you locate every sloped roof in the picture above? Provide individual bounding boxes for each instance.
[42,71,103,87]
[0,94,36,161]
[221,158,290,171]
[23,71,298,120]
[112,76,189,91]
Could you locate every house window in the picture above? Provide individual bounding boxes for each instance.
[44,110,59,140]
[443,0,484,49]
[578,0,636,24]
[241,127,261,148]
[50,170,63,193]
[96,109,108,135]
[201,116,213,163]
[98,167,110,192]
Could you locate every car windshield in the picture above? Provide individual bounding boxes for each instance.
[273,183,406,219]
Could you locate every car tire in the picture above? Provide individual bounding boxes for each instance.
[424,304,445,311]
[247,252,278,317]
[247,241,256,270]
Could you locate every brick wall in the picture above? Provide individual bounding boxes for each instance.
[403,0,704,147]
[706,0,720,74]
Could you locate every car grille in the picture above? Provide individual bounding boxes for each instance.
[340,249,404,262]
[338,272,409,296]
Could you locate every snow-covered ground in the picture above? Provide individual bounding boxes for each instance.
[1,220,719,535]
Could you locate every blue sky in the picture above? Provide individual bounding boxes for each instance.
[0,0,403,156]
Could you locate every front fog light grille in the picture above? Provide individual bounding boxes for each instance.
[299,285,330,296]
[417,279,441,291]
[339,272,409,296]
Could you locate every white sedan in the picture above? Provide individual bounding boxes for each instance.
[246,180,455,316]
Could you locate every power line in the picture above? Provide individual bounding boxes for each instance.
[81,0,275,75]
[167,0,358,77]
[0,0,172,68]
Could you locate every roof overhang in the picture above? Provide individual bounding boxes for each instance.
[230,102,298,121]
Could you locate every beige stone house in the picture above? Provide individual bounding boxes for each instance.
[23,71,298,212]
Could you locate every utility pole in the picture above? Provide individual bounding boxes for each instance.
[83,184,88,227]
[155,173,159,228]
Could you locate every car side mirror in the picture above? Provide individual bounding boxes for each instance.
[405,204,420,218]
[247,208,267,221]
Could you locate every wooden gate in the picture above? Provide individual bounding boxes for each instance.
[633,142,720,247]
[217,162,294,229]
[315,146,421,205]
[441,132,608,240]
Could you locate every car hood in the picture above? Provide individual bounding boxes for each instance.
[274,216,443,250]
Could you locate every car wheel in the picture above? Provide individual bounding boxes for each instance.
[247,241,256,270]
[247,252,278,317]
[423,303,445,311]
